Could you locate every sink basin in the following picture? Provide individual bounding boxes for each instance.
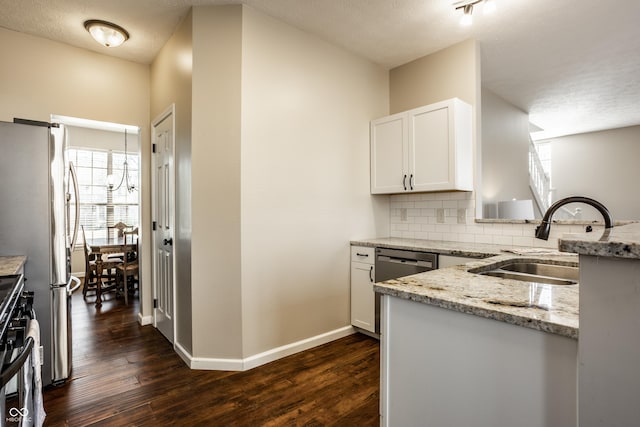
[471,261,579,286]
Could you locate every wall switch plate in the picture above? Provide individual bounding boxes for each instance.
[457,208,467,224]
[436,208,445,223]
[400,208,408,222]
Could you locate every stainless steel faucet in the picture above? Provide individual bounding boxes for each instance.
[535,196,614,240]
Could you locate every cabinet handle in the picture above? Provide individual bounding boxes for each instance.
[403,174,407,191]
[369,265,374,283]
[410,174,414,190]
[356,253,369,257]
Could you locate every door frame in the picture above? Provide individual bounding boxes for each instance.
[151,104,177,344]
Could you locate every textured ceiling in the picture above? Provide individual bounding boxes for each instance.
[0,0,639,138]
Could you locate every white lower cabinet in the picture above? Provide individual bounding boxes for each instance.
[350,246,375,333]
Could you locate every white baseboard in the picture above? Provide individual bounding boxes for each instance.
[174,341,194,368]
[191,355,245,371]
[176,326,356,372]
[173,340,245,370]
[138,312,153,326]
[242,325,355,371]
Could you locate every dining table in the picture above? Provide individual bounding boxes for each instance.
[87,237,137,308]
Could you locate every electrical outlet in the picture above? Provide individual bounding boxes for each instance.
[400,208,408,222]
[436,208,445,223]
[457,208,467,224]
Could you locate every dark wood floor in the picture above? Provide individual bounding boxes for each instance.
[43,290,380,426]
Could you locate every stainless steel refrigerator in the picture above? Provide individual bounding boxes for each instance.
[0,119,79,386]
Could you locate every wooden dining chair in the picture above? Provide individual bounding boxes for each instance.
[107,221,129,239]
[115,238,139,304]
[81,225,120,303]
[81,225,100,298]
[123,227,138,244]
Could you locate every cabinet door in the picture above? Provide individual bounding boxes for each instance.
[409,102,452,191]
[351,261,376,332]
[370,113,408,194]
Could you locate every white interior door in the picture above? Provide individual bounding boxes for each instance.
[152,107,175,343]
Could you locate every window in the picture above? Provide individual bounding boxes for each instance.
[68,147,139,245]
[534,140,552,183]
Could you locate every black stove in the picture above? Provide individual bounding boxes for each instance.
[0,274,25,343]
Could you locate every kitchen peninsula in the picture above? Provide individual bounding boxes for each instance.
[368,222,640,426]
[559,222,640,426]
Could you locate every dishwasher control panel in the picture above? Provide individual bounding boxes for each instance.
[375,248,438,282]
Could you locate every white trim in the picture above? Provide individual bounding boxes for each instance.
[191,356,245,371]
[174,341,194,368]
[243,326,355,371]
[52,114,140,134]
[138,312,153,326]
[175,326,356,371]
[150,104,177,344]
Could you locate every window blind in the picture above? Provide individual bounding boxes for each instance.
[68,147,139,245]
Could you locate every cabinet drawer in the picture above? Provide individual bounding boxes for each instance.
[351,246,375,264]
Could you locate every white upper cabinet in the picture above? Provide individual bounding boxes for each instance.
[370,98,473,194]
[370,112,408,193]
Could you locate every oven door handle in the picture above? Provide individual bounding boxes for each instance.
[0,336,34,387]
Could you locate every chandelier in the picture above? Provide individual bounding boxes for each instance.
[107,129,137,193]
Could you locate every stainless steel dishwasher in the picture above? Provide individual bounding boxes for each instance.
[374,248,438,333]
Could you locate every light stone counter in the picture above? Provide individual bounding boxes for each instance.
[0,256,27,276]
[374,254,579,339]
[559,222,640,259]
[351,237,503,258]
[351,238,579,339]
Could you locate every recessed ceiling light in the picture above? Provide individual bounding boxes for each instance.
[84,20,129,48]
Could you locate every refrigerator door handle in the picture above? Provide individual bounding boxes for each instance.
[68,275,81,295]
[69,162,80,252]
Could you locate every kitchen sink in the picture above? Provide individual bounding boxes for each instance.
[470,261,579,286]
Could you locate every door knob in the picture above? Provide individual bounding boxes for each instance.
[163,238,173,246]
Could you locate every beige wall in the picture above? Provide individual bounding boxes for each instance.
[551,125,640,221]
[481,88,532,217]
[150,11,194,352]
[190,5,244,358]
[149,5,388,362]
[389,39,481,216]
[240,6,389,356]
[0,26,152,318]
[390,39,479,114]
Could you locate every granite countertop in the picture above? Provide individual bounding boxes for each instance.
[374,253,579,339]
[356,223,640,338]
[352,237,579,339]
[0,256,27,276]
[559,222,640,259]
[351,237,507,258]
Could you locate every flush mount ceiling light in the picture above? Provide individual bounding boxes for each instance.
[84,19,129,48]
[454,0,496,26]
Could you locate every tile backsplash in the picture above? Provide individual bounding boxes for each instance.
[390,192,600,248]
